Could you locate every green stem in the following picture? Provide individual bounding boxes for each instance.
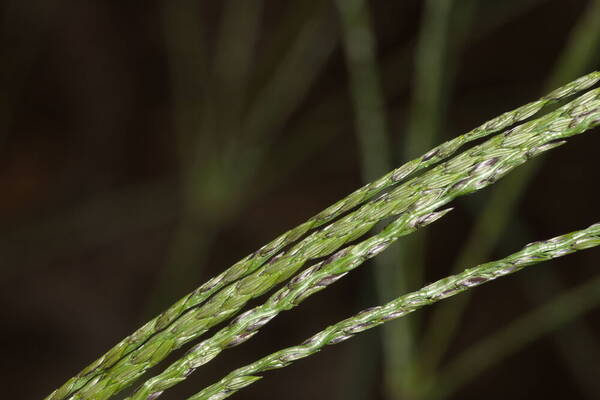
[334,0,392,398]
[387,0,473,396]
[335,0,392,182]
[545,0,600,88]
[44,72,600,400]
[78,84,600,400]
[404,0,455,160]
[189,223,600,400]
[418,0,600,381]
[126,209,452,400]
[518,267,600,398]
[148,0,212,316]
[242,4,337,151]
[437,271,600,398]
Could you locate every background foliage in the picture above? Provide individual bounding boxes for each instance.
[2,0,599,399]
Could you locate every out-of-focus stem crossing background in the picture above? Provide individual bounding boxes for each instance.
[1,0,599,399]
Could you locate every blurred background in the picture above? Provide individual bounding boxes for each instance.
[2,0,600,399]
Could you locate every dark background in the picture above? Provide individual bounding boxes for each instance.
[2,0,600,399]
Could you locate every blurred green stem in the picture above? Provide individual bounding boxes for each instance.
[149,1,337,314]
[335,0,392,182]
[214,0,263,144]
[499,220,600,398]
[436,272,600,399]
[149,0,212,314]
[520,269,600,397]
[149,0,264,313]
[257,0,548,191]
[395,0,477,397]
[403,0,454,161]
[546,0,600,88]
[419,0,600,390]
[334,0,393,398]
[242,2,337,153]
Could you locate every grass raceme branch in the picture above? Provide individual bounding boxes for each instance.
[46,71,600,400]
[189,223,600,400]
[127,77,600,399]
